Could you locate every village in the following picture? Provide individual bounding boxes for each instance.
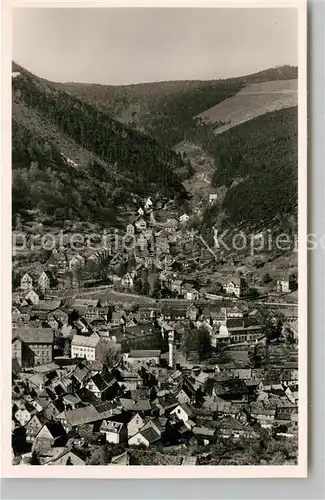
[11,196,299,466]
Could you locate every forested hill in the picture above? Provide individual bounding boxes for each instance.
[197,106,298,231]
[11,62,189,226]
[56,65,297,147]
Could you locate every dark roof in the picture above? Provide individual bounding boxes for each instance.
[41,421,66,439]
[139,427,161,444]
[91,373,117,392]
[214,379,249,397]
[226,317,260,329]
[129,350,161,359]
[14,327,54,344]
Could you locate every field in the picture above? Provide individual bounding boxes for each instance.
[197,79,297,134]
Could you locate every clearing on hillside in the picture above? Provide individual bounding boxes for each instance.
[197,79,297,134]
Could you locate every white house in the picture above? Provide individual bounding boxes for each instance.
[127,413,145,439]
[100,420,127,444]
[185,289,199,301]
[135,218,147,231]
[170,404,193,423]
[144,197,153,211]
[209,193,218,204]
[137,207,144,216]
[223,277,246,298]
[25,289,40,305]
[126,224,135,236]
[71,333,100,361]
[38,271,51,292]
[179,214,190,225]
[20,273,33,292]
[121,272,134,289]
[276,276,295,294]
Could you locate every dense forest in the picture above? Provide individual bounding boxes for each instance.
[191,107,298,229]
[12,63,190,225]
[57,65,298,148]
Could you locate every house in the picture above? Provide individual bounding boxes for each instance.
[218,417,257,439]
[250,403,276,428]
[121,272,134,289]
[185,289,200,301]
[25,414,48,443]
[25,289,40,306]
[170,404,194,423]
[144,197,153,211]
[38,271,51,292]
[174,379,197,405]
[135,218,147,231]
[276,275,296,294]
[170,279,183,295]
[222,306,244,319]
[219,317,262,344]
[100,420,127,444]
[140,417,166,437]
[52,308,69,326]
[209,194,218,204]
[12,333,23,367]
[71,333,100,361]
[20,273,33,291]
[45,449,86,466]
[13,327,54,367]
[192,426,216,445]
[124,350,161,368]
[33,422,66,454]
[85,373,119,401]
[36,300,61,312]
[223,277,246,298]
[126,224,135,236]
[127,413,146,438]
[179,214,190,225]
[137,207,144,216]
[14,402,36,426]
[128,427,161,448]
[58,405,99,431]
[186,304,200,321]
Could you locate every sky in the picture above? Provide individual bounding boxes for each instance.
[13,8,298,85]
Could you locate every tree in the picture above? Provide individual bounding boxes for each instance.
[181,327,212,361]
[96,339,121,367]
[63,339,71,357]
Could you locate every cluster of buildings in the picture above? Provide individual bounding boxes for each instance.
[11,198,299,466]
[11,283,299,466]
[11,333,298,466]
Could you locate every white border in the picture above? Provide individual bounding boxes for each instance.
[1,0,307,479]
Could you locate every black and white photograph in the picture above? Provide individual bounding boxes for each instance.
[6,2,307,476]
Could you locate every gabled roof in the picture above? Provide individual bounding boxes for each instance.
[90,373,117,392]
[137,427,160,444]
[71,333,100,348]
[14,327,54,344]
[37,300,61,311]
[64,405,99,426]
